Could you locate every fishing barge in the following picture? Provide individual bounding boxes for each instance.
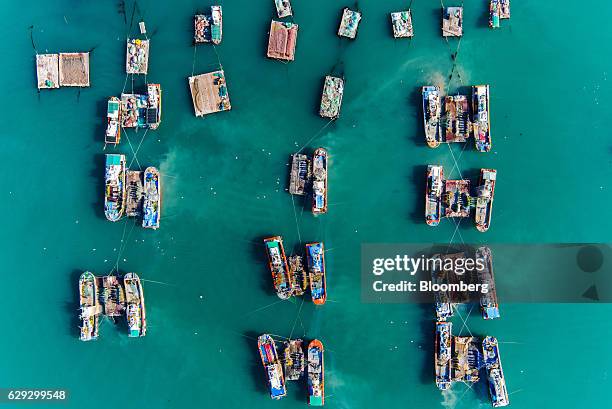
[104,154,127,222]
[472,85,492,152]
[258,334,287,400]
[474,169,496,232]
[390,10,414,38]
[319,76,344,119]
[284,339,305,381]
[307,339,325,406]
[264,236,293,299]
[435,321,452,390]
[188,70,231,116]
[482,336,509,407]
[36,54,59,89]
[288,255,308,296]
[120,84,162,129]
[452,336,481,383]
[105,97,122,145]
[142,167,161,229]
[311,148,328,215]
[124,273,147,337]
[125,170,143,217]
[337,8,362,39]
[100,275,126,317]
[79,271,99,342]
[289,154,311,195]
[500,0,510,19]
[194,6,223,44]
[306,242,326,305]
[442,7,463,37]
[275,0,293,18]
[423,86,442,148]
[476,246,500,319]
[267,21,298,61]
[126,38,149,74]
[444,95,470,143]
[425,165,444,226]
[58,53,90,87]
[443,179,471,218]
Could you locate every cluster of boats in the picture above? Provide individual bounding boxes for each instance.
[422,85,492,152]
[431,247,500,322]
[194,5,223,44]
[263,236,327,304]
[258,335,325,405]
[425,165,497,231]
[489,0,511,28]
[287,148,328,215]
[104,154,161,229]
[434,324,509,407]
[78,271,147,341]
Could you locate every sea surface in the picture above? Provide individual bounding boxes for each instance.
[1,0,611,408]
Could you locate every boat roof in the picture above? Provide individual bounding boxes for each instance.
[106,154,124,165]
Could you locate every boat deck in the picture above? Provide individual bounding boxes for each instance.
[126,170,144,217]
[126,39,149,74]
[391,11,414,38]
[58,53,90,87]
[289,154,311,195]
[442,7,463,37]
[36,54,59,89]
[100,275,126,317]
[338,8,362,39]
[445,95,470,143]
[267,21,298,61]
[444,179,471,218]
[188,70,231,116]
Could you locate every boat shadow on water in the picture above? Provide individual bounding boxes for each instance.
[90,154,107,221]
[95,99,107,145]
[416,303,435,385]
[250,236,277,297]
[66,269,84,339]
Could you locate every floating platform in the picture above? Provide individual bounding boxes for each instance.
[126,38,149,74]
[121,84,162,129]
[435,321,452,390]
[319,76,344,119]
[58,53,90,87]
[125,170,143,218]
[442,7,463,37]
[289,153,311,195]
[338,8,362,39]
[194,6,223,44]
[444,179,471,218]
[267,20,298,61]
[100,275,126,317]
[444,95,470,143]
[390,10,414,38]
[188,70,231,116]
[275,0,293,18]
[36,54,59,89]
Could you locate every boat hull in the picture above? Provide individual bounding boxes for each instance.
[264,236,293,299]
[307,339,324,406]
[306,242,326,305]
[423,86,442,148]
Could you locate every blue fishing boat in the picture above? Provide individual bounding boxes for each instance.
[142,167,161,229]
[258,334,287,400]
[425,165,444,226]
[482,336,509,407]
[104,154,126,222]
[435,322,452,390]
[307,339,324,406]
[306,242,326,305]
[423,86,442,147]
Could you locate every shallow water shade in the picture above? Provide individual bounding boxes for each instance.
[2,0,612,408]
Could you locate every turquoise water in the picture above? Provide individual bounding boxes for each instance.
[2,0,611,408]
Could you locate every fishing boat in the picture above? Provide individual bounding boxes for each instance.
[142,167,161,229]
[307,339,324,406]
[431,255,453,320]
[500,0,510,19]
[319,76,344,119]
[124,272,147,337]
[312,148,328,215]
[211,6,223,44]
[283,339,305,381]
[289,255,309,296]
[289,154,311,195]
[435,321,452,390]
[263,236,293,299]
[474,169,497,232]
[337,8,362,39]
[104,154,127,222]
[146,84,162,130]
[482,336,510,407]
[105,97,122,145]
[306,242,326,305]
[275,0,292,18]
[425,165,444,226]
[489,0,501,28]
[258,334,287,400]
[472,85,492,152]
[444,95,470,143]
[194,6,223,44]
[79,271,99,341]
[477,246,500,319]
[423,86,442,148]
